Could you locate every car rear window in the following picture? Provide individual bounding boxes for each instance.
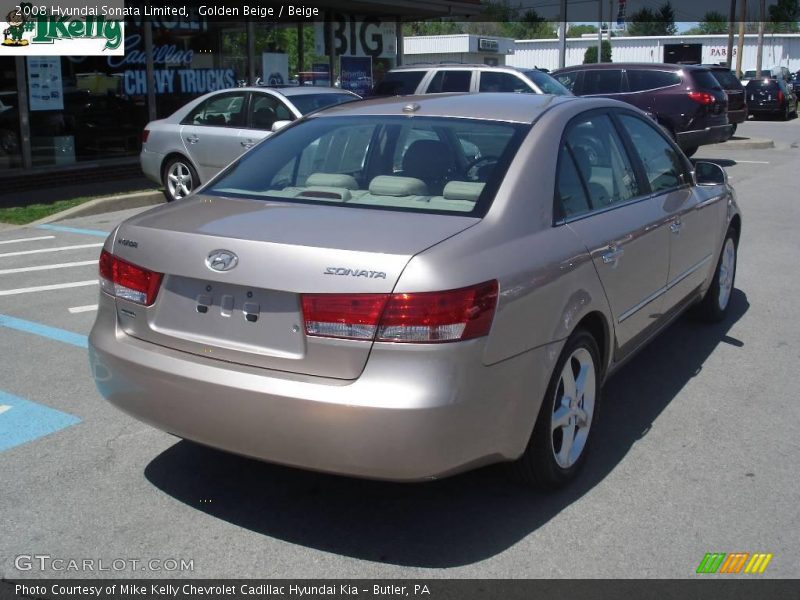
[746,79,779,90]
[206,115,528,218]
[288,93,359,115]
[371,72,425,96]
[709,69,741,88]
[691,70,723,90]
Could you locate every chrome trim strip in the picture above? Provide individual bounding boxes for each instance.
[618,254,713,324]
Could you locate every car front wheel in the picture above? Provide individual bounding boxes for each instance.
[510,328,601,489]
[163,157,198,202]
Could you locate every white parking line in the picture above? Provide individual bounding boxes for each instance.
[68,304,98,314]
[0,280,97,296]
[0,260,98,276]
[0,243,103,259]
[0,235,55,245]
[735,160,770,164]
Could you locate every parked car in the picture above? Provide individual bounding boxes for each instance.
[789,72,800,97]
[371,64,571,97]
[90,93,741,489]
[140,87,361,202]
[742,66,791,83]
[745,77,798,120]
[552,63,732,157]
[702,64,748,135]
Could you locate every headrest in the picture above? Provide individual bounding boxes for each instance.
[368,175,428,197]
[306,173,359,190]
[401,139,453,181]
[442,181,485,202]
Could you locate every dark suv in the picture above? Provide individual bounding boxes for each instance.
[746,77,798,120]
[702,64,748,134]
[552,63,732,156]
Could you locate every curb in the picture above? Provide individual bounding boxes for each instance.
[708,137,775,151]
[30,190,164,225]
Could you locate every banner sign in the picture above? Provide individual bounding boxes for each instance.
[262,52,289,86]
[315,15,396,58]
[340,56,372,97]
[122,68,235,95]
[27,56,64,111]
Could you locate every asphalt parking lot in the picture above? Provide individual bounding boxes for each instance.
[1,118,799,580]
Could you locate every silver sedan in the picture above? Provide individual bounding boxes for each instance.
[140,86,360,201]
[91,93,741,488]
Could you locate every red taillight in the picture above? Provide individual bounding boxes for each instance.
[142,129,150,144]
[301,280,498,343]
[778,90,784,103]
[688,91,715,105]
[99,249,163,306]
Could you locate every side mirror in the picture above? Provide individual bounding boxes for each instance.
[693,160,727,186]
[271,120,292,132]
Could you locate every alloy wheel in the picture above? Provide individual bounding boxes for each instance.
[167,161,194,200]
[551,347,596,469]
[717,237,736,311]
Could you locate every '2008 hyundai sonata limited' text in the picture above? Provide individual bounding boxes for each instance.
[89,93,740,488]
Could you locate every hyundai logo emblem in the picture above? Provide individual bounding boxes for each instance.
[206,250,238,272]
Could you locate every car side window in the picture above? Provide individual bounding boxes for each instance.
[554,71,578,92]
[627,70,681,92]
[427,70,471,93]
[248,94,293,130]
[581,70,623,95]
[182,92,247,127]
[479,72,531,93]
[555,144,591,219]
[617,114,686,193]
[564,114,640,209]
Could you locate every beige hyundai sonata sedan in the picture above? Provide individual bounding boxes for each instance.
[89,93,741,488]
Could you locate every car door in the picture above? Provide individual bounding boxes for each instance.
[239,91,297,151]
[615,111,723,312]
[558,112,671,355]
[178,91,248,181]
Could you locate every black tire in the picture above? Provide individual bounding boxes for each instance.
[729,123,737,138]
[694,229,738,323]
[510,329,601,489]
[683,146,699,158]
[162,156,199,202]
[782,105,790,121]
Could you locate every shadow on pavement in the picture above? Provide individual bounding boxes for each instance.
[145,289,749,568]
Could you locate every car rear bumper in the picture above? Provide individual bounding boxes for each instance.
[676,123,734,149]
[140,147,164,185]
[727,108,748,125]
[89,294,558,481]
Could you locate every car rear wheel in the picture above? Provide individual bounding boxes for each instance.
[163,157,198,202]
[782,105,790,121]
[694,230,737,322]
[510,329,600,489]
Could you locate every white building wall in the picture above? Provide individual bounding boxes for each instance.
[403,52,509,65]
[509,34,800,73]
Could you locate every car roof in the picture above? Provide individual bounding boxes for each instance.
[389,64,541,72]
[307,92,579,124]
[554,62,711,72]
[238,86,358,97]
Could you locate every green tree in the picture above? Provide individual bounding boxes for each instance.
[583,40,612,63]
[569,24,599,37]
[698,11,729,34]
[767,0,800,32]
[626,2,678,36]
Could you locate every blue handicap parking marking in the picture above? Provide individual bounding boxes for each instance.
[0,390,81,452]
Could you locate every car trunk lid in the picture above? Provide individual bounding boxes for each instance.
[108,195,478,379]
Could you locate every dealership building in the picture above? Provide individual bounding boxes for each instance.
[0,0,481,189]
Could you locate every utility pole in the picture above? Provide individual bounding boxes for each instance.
[559,0,567,69]
[597,0,602,62]
[726,0,735,68]
[756,0,765,77]
[735,0,746,78]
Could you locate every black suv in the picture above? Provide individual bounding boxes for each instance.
[552,63,732,156]
[702,65,748,134]
[745,77,798,120]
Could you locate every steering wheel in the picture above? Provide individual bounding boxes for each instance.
[464,155,500,181]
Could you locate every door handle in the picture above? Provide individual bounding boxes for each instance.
[670,220,683,235]
[185,135,199,144]
[240,139,255,148]
[601,246,624,266]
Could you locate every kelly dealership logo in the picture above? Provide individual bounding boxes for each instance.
[1,2,123,54]
[696,552,773,574]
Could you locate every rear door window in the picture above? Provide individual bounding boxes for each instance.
[372,71,425,96]
[627,70,681,92]
[182,92,247,127]
[426,70,472,93]
[479,72,531,93]
[581,70,624,95]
